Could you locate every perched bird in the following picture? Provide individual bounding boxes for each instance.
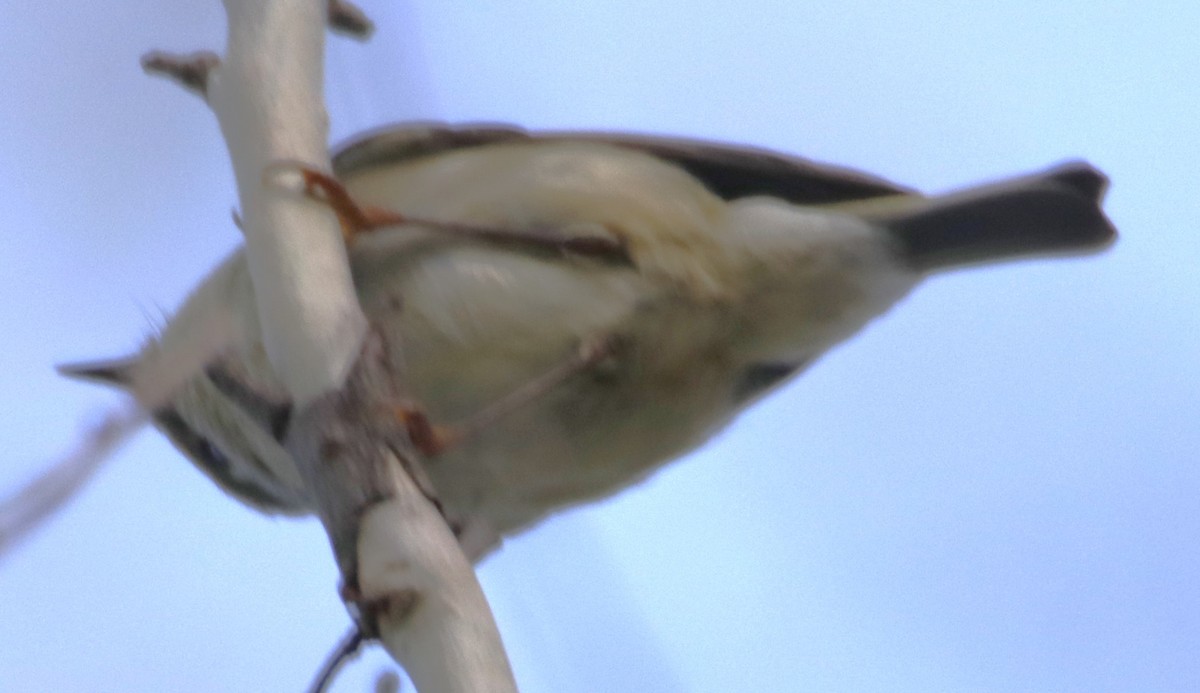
[63,123,1116,559]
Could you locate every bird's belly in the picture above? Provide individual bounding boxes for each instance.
[422,347,738,536]
[362,242,741,535]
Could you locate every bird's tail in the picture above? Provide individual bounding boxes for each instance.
[855,162,1117,271]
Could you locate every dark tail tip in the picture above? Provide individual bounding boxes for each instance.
[1046,162,1110,203]
[887,161,1117,272]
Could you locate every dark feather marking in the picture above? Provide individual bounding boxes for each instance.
[60,357,303,512]
[733,361,804,403]
[204,364,294,441]
[553,133,912,204]
[153,409,304,513]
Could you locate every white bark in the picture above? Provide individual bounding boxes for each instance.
[205,3,516,690]
[359,485,517,693]
[207,0,366,404]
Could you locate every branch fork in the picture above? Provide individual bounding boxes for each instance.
[146,2,515,690]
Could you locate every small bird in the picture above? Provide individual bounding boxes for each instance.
[63,123,1116,559]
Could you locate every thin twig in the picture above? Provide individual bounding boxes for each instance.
[0,405,148,560]
[141,50,221,98]
[307,626,367,693]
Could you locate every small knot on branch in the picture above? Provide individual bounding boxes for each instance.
[141,50,220,98]
[374,670,402,693]
[328,0,375,39]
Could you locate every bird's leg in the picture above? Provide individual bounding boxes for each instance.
[285,165,630,263]
[392,335,621,457]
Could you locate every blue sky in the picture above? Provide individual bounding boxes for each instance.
[1,2,1197,691]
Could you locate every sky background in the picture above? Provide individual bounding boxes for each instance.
[1,2,1198,691]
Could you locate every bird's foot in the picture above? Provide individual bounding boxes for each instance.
[270,163,630,262]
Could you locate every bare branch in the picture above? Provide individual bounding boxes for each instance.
[285,332,517,692]
[358,496,517,693]
[0,406,147,559]
[208,0,367,403]
[327,0,375,39]
[1,248,245,561]
[137,3,514,689]
[141,50,221,98]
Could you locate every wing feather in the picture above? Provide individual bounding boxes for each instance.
[332,122,914,206]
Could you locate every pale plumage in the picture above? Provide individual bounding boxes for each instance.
[62,124,1115,558]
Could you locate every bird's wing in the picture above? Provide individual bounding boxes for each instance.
[332,122,915,206]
